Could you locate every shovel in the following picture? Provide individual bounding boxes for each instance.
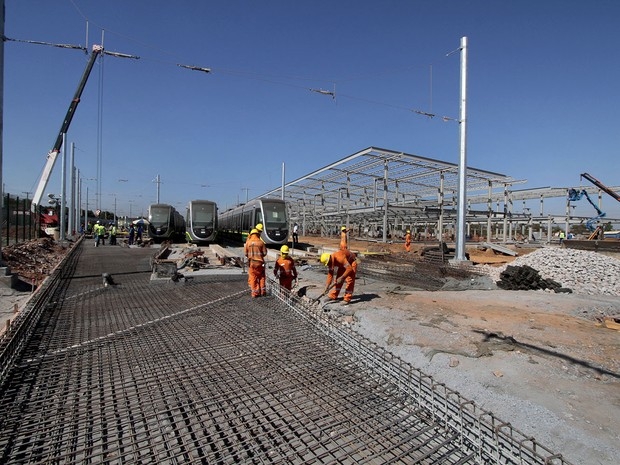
[312,279,342,304]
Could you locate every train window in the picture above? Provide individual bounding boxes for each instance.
[150,206,170,226]
[262,201,287,227]
[192,206,213,225]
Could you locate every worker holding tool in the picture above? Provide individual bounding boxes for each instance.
[404,229,411,252]
[339,225,349,250]
[274,245,298,290]
[320,249,358,304]
[245,228,267,297]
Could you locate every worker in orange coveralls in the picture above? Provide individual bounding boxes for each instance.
[245,228,267,297]
[339,225,349,250]
[245,223,265,245]
[273,245,298,290]
[404,229,411,252]
[320,249,358,304]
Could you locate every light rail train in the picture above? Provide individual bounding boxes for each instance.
[185,199,218,244]
[218,198,288,246]
[148,203,186,243]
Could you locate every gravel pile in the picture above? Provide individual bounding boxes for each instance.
[479,247,620,296]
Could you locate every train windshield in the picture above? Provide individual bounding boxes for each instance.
[192,203,214,226]
[262,201,287,229]
[149,207,170,227]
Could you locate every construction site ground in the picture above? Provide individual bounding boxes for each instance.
[1,235,619,464]
[285,236,620,465]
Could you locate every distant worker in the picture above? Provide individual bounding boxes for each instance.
[405,229,412,252]
[128,224,135,245]
[274,245,298,290]
[558,230,565,245]
[245,228,267,297]
[320,249,359,304]
[339,225,349,250]
[109,223,118,246]
[292,223,299,248]
[136,223,144,244]
[94,220,105,247]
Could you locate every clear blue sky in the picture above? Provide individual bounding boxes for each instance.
[3,0,619,221]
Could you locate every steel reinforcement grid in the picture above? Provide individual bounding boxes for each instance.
[0,241,573,465]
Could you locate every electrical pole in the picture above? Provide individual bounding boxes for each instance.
[154,174,161,204]
[454,36,469,262]
[0,0,5,266]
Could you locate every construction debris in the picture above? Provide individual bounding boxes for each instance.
[1,238,72,284]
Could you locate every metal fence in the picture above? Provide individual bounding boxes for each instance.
[1,193,41,247]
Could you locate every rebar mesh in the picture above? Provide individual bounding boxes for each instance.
[0,241,573,464]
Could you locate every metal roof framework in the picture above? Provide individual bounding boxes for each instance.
[261,146,519,231]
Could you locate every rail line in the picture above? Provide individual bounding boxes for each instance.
[0,241,573,464]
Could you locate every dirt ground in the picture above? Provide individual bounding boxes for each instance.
[1,236,619,464]
[297,235,619,465]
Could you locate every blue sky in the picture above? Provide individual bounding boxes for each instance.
[3,0,619,221]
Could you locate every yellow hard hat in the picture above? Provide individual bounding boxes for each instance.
[280,245,290,255]
[320,252,331,266]
[406,230,410,233]
[255,223,263,231]
[341,226,347,231]
[250,228,258,235]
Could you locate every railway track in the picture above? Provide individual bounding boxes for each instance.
[0,240,572,464]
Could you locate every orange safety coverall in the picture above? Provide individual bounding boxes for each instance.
[339,229,348,250]
[274,256,298,290]
[245,232,267,297]
[326,249,358,303]
[405,232,411,252]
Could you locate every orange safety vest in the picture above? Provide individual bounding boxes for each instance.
[245,233,266,262]
[326,249,357,283]
[274,256,297,279]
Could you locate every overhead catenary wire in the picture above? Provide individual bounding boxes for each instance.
[40,4,458,125]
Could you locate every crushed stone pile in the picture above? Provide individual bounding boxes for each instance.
[479,247,620,296]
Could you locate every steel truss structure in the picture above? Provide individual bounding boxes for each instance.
[262,146,521,239]
[260,147,619,242]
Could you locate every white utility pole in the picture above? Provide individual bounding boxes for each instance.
[454,36,469,262]
[60,134,67,240]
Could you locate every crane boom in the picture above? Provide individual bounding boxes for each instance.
[580,173,620,203]
[31,44,103,212]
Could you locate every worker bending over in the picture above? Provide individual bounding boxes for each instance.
[320,249,358,304]
[245,228,267,297]
[274,245,298,290]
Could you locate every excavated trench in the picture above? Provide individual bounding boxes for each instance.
[0,240,572,464]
